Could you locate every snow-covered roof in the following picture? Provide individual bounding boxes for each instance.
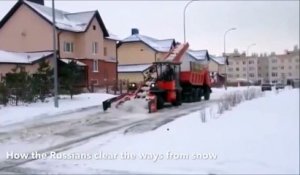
[0,0,108,36]
[106,32,121,41]
[187,50,210,61]
[118,64,152,73]
[0,50,53,64]
[60,58,86,66]
[210,55,226,65]
[121,34,175,52]
[24,1,94,32]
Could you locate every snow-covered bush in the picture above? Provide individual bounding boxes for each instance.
[217,87,263,114]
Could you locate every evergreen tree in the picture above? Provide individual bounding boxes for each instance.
[32,60,53,102]
[59,60,81,99]
[0,80,8,106]
[5,66,32,105]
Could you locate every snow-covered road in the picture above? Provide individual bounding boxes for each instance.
[0,86,270,174]
[0,98,217,172]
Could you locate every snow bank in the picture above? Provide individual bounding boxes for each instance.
[0,93,115,127]
[21,89,299,174]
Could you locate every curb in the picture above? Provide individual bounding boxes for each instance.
[0,104,103,130]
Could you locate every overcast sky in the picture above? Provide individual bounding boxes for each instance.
[0,0,299,56]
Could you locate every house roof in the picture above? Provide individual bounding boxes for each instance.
[0,50,53,64]
[187,50,211,61]
[121,34,175,52]
[118,64,152,73]
[106,32,121,41]
[210,55,226,65]
[60,58,86,66]
[0,0,109,36]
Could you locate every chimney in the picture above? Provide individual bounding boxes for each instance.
[131,28,139,35]
[27,0,44,5]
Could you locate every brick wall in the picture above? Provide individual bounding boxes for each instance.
[80,59,116,87]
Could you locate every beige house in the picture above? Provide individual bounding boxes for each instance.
[118,64,153,83]
[208,56,226,86]
[181,50,210,71]
[0,0,118,87]
[117,29,176,82]
[0,50,53,80]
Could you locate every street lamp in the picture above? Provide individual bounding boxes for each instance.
[52,0,59,107]
[246,43,256,88]
[183,0,197,43]
[223,27,237,90]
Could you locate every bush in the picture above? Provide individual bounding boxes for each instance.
[217,88,263,114]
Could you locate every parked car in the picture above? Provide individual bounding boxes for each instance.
[275,83,285,90]
[261,83,272,91]
[291,79,300,88]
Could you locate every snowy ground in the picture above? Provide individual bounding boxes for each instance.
[4,87,298,174]
[0,93,115,127]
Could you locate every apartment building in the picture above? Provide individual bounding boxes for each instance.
[226,46,300,84]
[227,50,259,83]
[261,48,300,84]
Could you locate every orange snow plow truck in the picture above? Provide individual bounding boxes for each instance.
[102,42,212,113]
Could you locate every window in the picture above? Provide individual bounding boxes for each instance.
[288,72,292,77]
[93,59,99,72]
[236,67,239,71]
[271,59,277,63]
[258,73,261,77]
[249,73,255,78]
[271,72,278,77]
[272,67,277,70]
[93,25,96,30]
[243,61,246,65]
[249,67,255,71]
[236,74,239,78]
[63,42,74,52]
[243,67,246,71]
[243,74,246,77]
[228,68,233,71]
[281,66,284,70]
[92,42,98,54]
[104,47,107,56]
[289,66,292,69]
[258,66,261,70]
[236,61,239,65]
[248,60,254,64]
[295,58,299,62]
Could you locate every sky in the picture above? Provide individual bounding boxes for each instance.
[0,0,299,56]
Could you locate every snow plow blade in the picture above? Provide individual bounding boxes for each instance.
[102,94,127,112]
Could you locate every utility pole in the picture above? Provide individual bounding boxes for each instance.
[52,0,58,107]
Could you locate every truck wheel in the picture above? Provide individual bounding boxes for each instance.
[191,88,197,102]
[204,87,210,100]
[198,88,202,101]
[195,88,201,102]
[156,95,164,109]
[172,90,182,106]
